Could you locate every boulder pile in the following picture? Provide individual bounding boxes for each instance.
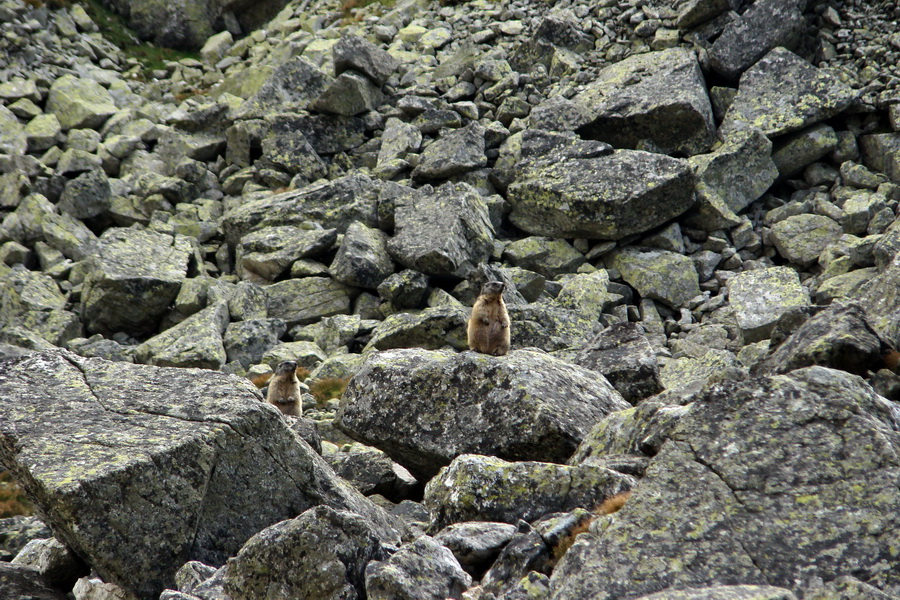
[3,0,900,597]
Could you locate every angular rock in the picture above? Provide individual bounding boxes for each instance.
[769,214,842,268]
[0,265,82,346]
[44,75,117,131]
[237,225,338,282]
[58,168,111,220]
[324,442,418,502]
[507,150,695,240]
[376,269,431,308]
[259,118,328,180]
[266,277,353,327]
[0,516,52,561]
[575,323,663,404]
[676,0,733,29]
[0,350,400,599]
[81,228,192,336]
[333,34,399,85]
[572,48,715,156]
[751,302,883,377]
[223,318,287,369]
[0,562,68,600]
[387,182,494,279]
[726,267,809,342]
[24,113,62,153]
[12,537,88,590]
[0,104,27,156]
[685,128,777,230]
[424,454,634,530]
[709,0,806,80]
[503,236,585,279]
[660,348,744,392]
[133,302,229,369]
[337,348,629,480]
[376,117,422,170]
[859,252,900,349]
[365,535,471,600]
[221,173,380,243]
[508,304,605,353]
[363,306,469,352]
[412,122,487,181]
[433,522,517,577]
[859,133,900,184]
[722,48,858,138]
[233,56,332,119]
[550,366,900,599]
[552,270,618,320]
[606,247,700,309]
[771,124,839,179]
[41,211,99,261]
[224,506,386,600]
[311,71,385,116]
[330,221,394,289]
[635,586,798,600]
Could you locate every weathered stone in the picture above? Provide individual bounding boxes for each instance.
[685,128,776,230]
[41,211,99,261]
[333,34,399,85]
[727,267,809,342]
[365,535,471,600]
[503,236,584,279]
[859,252,900,349]
[58,169,111,220]
[412,122,487,181]
[387,182,494,279]
[337,348,629,480]
[0,104,27,156]
[266,277,353,327]
[769,214,842,268]
[224,506,386,600]
[771,123,839,179]
[722,48,858,138]
[259,118,327,180]
[751,302,883,377]
[221,173,380,243]
[376,117,422,171]
[330,221,394,289]
[44,75,117,131]
[479,520,552,599]
[838,192,887,236]
[133,302,229,370]
[261,340,327,371]
[311,71,385,116]
[234,56,332,119]
[0,350,399,599]
[0,562,68,600]
[815,268,878,305]
[376,269,430,308]
[324,442,417,502]
[634,586,798,600]
[508,150,695,240]
[363,306,468,352]
[858,133,900,184]
[660,348,744,392]
[606,247,700,309]
[200,30,232,65]
[12,537,88,590]
[237,225,338,282]
[551,270,618,320]
[433,521,517,576]
[24,113,62,153]
[676,0,733,29]
[572,48,715,156]
[81,228,192,336]
[575,323,663,404]
[223,318,286,369]
[0,516,52,562]
[709,0,805,80]
[424,454,634,530]
[550,366,900,599]
[0,265,82,346]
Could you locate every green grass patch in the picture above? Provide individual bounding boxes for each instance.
[76,0,200,76]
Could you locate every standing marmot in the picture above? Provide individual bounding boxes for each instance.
[266,360,302,416]
[467,281,511,356]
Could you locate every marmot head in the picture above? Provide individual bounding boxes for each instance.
[275,360,299,376]
[481,281,506,297]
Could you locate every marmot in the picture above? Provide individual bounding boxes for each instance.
[266,360,302,417]
[467,281,511,356]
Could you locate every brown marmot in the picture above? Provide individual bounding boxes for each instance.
[266,360,302,417]
[467,281,511,356]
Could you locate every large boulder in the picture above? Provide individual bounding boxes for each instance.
[708,0,806,80]
[387,182,494,279]
[411,122,487,181]
[0,562,68,600]
[726,267,809,343]
[220,173,380,243]
[44,75,117,131]
[133,302,230,369]
[606,247,701,309]
[80,228,193,337]
[336,348,630,480]
[224,506,386,600]
[365,535,472,600]
[424,454,635,530]
[859,251,900,349]
[721,48,858,138]
[571,48,715,156]
[507,150,695,240]
[550,366,900,599]
[0,350,400,599]
[0,265,82,346]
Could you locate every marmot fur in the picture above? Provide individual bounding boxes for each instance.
[266,360,302,417]
[467,281,511,356]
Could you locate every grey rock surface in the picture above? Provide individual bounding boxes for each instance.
[365,535,472,600]
[337,348,629,480]
[551,366,900,599]
[0,350,399,599]
[575,322,663,404]
[727,267,809,342]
